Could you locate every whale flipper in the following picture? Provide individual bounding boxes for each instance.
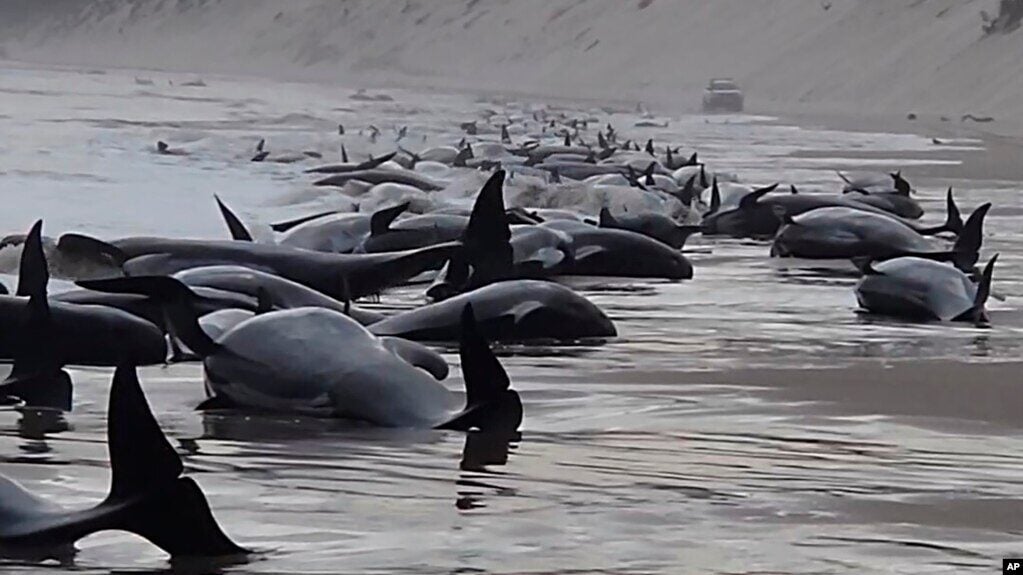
[436,304,522,432]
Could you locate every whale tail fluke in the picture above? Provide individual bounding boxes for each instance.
[103,364,246,557]
[76,276,219,357]
[214,195,254,242]
[436,303,522,433]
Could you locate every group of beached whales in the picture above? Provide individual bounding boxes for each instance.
[0,112,1001,559]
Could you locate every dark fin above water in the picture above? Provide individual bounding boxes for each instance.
[686,152,699,167]
[917,187,963,236]
[454,145,473,167]
[836,170,853,185]
[790,184,799,195]
[891,171,912,195]
[598,207,619,228]
[953,254,998,325]
[462,171,513,288]
[214,196,253,242]
[738,183,779,210]
[105,365,247,557]
[57,233,127,267]
[678,174,697,207]
[76,276,220,357]
[597,131,608,149]
[563,132,571,147]
[340,144,349,163]
[698,164,708,189]
[356,151,396,171]
[369,202,410,236]
[16,220,48,297]
[708,177,721,214]
[950,203,992,271]
[269,210,339,232]
[643,163,656,186]
[501,124,511,144]
[107,364,183,500]
[436,304,522,433]
[645,138,655,156]
[2,220,72,411]
[425,254,470,302]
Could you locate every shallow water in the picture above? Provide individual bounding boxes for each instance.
[0,64,1021,574]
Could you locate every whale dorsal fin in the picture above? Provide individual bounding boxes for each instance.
[643,163,656,186]
[0,219,72,411]
[214,195,253,242]
[678,174,697,208]
[462,171,512,289]
[708,177,721,214]
[950,203,992,271]
[891,171,911,195]
[598,207,619,228]
[105,364,247,556]
[341,144,349,163]
[370,202,410,236]
[435,303,522,432]
[738,183,779,209]
[357,151,397,171]
[953,254,998,325]
[108,364,183,500]
[16,220,48,297]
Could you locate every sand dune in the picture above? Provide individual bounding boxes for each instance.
[1,0,1019,125]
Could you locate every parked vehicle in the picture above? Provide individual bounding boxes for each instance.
[702,78,744,113]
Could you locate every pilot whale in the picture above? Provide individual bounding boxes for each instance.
[77,276,522,431]
[855,255,998,323]
[369,279,616,342]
